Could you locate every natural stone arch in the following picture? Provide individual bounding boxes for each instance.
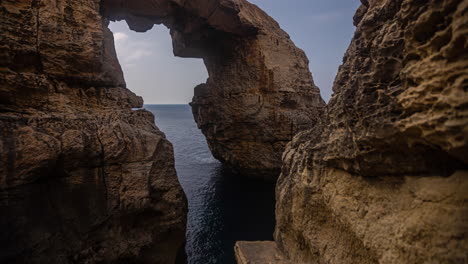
[101,0,326,179]
[0,0,324,262]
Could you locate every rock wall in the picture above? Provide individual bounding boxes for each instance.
[275,0,468,263]
[101,0,326,180]
[0,0,187,263]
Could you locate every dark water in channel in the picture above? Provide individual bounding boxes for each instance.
[145,104,276,264]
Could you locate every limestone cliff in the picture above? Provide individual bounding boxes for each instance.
[276,0,468,263]
[101,0,326,180]
[0,0,326,262]
[0,0,186,263]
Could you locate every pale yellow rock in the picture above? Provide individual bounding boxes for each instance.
[275,0,468,263]
[235,241,296,264]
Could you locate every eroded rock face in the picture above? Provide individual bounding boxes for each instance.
[276,0,468,263]
[0,0,186,263]
[101,0,326,180]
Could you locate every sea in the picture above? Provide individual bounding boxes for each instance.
[145,104,276,264]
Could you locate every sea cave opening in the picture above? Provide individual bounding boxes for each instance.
[102,0,359,262]
[108,21,276,264]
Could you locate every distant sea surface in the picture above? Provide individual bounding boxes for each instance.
[145,104,276,264]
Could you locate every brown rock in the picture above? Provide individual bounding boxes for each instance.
[234,241,293,264]
[0,0,324,261]
[101,0,326,180]
[0,0,186,263]
[275,0,468,263]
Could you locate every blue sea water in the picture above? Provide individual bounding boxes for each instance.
[144,104,276,264]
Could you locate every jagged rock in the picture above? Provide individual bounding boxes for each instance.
[0,0,186,263]
[101,0,326,180]
[275,0,468,263]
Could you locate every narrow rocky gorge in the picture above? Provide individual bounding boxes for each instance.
[1,0,467,263]
[0,0,324,262]
[274,0,468,263]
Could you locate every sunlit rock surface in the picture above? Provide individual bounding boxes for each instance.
[234,241,292,264]
[0,0,187,262]
[101,0,326,180]
[275,0,468,263]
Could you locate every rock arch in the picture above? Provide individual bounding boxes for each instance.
[101,0,326,179]
[0,0,323,262]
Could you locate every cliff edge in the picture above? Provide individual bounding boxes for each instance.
[275,0,468,263]
[0,0,187,262]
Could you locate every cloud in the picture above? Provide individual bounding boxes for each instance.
[112,31,154,68]
[113,32,129,42]
[126,49,153,61]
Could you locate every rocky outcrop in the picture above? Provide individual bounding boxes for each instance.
[275,0,468,263]
[101,0,326,180]
[0,0,186,263]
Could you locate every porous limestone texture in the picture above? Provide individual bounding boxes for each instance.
[0,0,187,263]
[101,0,326,180]
[275,0,468,263]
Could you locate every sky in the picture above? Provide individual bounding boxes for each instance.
[109,0,361,104]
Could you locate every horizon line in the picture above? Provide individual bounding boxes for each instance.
[143,103,190,105]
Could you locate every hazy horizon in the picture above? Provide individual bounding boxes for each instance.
[109,0,360,104]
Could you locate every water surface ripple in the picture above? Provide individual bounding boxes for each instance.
[145,105,276,264]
